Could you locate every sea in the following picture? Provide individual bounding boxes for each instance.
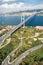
[0,15,43,26]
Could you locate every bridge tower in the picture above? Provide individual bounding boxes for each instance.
[21,15,25,28]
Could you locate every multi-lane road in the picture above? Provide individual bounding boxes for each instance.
[1,39,23,65]
[1,44,43,65]
[1,12,43,65]
[0,13,36,46]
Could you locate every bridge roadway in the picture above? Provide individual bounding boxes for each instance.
[1,12,42,65]
[1,44,43,65]
[0,13,36,46]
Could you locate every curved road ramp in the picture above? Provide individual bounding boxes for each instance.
[0,13,36,47]
[1,44,43,65]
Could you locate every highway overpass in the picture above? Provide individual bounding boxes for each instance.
[0,13,36,46]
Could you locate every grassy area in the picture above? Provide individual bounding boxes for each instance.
[10,26,43,62]
[38,34,43,38]
[0,30,8,37]
[0,26,43,65]
[0,26,8,37]
[19,48,43,65]
[0,33,19,65]
[2,36,11,46]
[12,26,35,40]
[10,39,42,62]
[2,39,8,46]
[0,26,5,30]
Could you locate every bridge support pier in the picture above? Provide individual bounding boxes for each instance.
[21,15,25,28]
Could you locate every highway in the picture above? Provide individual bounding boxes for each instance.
[0,13,36,46]
[1,40,23,65]
[1,12,43,65]
[1,44,43,65]
[0,38,11,49]
[8,44,43,65]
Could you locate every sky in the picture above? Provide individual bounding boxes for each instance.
[0,0,43,14]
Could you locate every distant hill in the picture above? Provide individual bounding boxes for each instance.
[2,9,43,15]
[24,9,43,12]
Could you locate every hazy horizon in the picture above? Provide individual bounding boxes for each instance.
[0,0,43,14]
